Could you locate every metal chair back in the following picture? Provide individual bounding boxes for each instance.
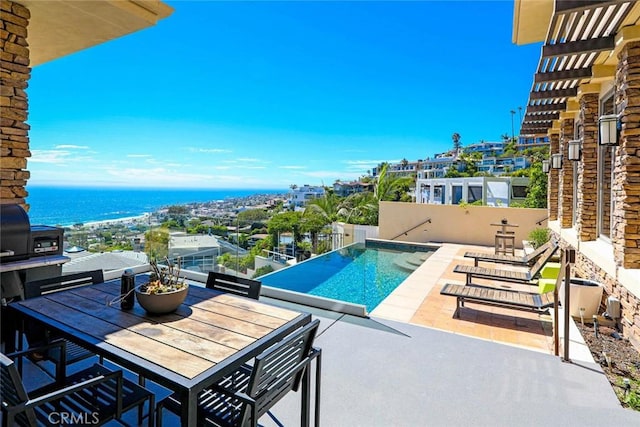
[1,353,36,427]
[24,269,104,299]
[206,271,261,300]
[241,319,320,425]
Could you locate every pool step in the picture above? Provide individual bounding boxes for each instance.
[393,252,430,272]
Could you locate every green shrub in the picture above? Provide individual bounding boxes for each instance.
[527,227,550,249]
[253,265,274,278]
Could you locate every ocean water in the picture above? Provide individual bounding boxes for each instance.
[25,186,286,226]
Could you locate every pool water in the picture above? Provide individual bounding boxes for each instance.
[259,243,433,312]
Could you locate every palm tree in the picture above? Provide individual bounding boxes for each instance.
[304,192,341,224]
[338,192,378,225]
[374,163,413,202]
[451,133,461,155]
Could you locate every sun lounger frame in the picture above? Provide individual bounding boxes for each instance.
[454,243,559,285]
[440,283,555,318]
[463,241,555,267]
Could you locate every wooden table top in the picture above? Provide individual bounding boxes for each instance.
[10,279,310,382]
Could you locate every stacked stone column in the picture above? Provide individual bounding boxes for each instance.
[613,41,640,269]
[0,0,31,209]
[558,118,574,228]
[576,93,599,241]
[548,132,559,221]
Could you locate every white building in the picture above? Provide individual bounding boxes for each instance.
[168,232,221,272]
[415,176,530,207]
[288,185,325,209]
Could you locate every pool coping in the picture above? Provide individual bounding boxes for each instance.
[261,285,368,317]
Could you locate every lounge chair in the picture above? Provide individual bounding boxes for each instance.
[463,240,556,267]
[440,283,555,318]
[453,243,559,285]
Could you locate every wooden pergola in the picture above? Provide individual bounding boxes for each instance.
[519,0,637,135]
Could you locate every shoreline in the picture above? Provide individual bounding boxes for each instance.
[81,213,151,229]
[55,191,288,229]
[26,188,288,228]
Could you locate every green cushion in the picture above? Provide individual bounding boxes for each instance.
[540,262,561,279]
[538,278,556,294]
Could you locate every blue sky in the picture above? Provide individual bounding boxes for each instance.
[27,0,541,190]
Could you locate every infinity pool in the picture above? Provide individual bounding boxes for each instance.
[259,241,435,312]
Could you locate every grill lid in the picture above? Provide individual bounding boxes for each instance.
[0,203,31,262]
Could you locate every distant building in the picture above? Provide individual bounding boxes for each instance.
[288,185,325,209]
[63,251,148,274]
[168,232,221,273]
[419,155,456,179]
[168,232,220,258]
[517,133,550,149]
[415,176,530,207]
[333,180,373,197]
[476,156,529,175]
[463,141,506,157]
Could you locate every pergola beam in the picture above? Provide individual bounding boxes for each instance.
[526,102,566,112]
[525,112,560,121]
[529,87,578,100]
[542,36,614,58]
[534,67,593,83]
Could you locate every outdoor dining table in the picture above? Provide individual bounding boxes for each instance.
[8,275,313,427]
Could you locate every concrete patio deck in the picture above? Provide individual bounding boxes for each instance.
[159,243,640,426]
[15,243,640,426]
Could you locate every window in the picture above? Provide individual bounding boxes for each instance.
[468,186,482,203]
[598,94,615,239]
[511,185,528,198]
[452,186,463,204]
[433,185,444,204]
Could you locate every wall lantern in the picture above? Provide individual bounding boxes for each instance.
[598,114,620,146]
[568,140,581,161]
[542,159,550,173]
[551,153,563,169]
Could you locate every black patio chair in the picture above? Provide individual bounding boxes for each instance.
[206,271,262,300]
[156,319,322,427]
[22,270,105,373]
[1,340,154,427]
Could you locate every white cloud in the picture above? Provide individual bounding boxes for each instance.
[195,148,232,154]
[30,149,96,165]
[127,154,153,158]
[54,144,89,149]
[279,165,306,170]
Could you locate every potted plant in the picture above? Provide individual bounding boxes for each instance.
[136,257,188,314]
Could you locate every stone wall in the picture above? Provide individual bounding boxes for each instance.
[613,41,640,269]
[0,0,30,210]
[570,248,640,350]
[558,119,574,228]
[577,93,599,241]
[548,133,559,220]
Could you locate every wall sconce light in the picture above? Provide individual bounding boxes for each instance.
[598,114,620,146]
[568,140,581,161]
[551,153,563,169]
[542,159,550,173]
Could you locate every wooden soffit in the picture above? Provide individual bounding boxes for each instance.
[17,0,174,66]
